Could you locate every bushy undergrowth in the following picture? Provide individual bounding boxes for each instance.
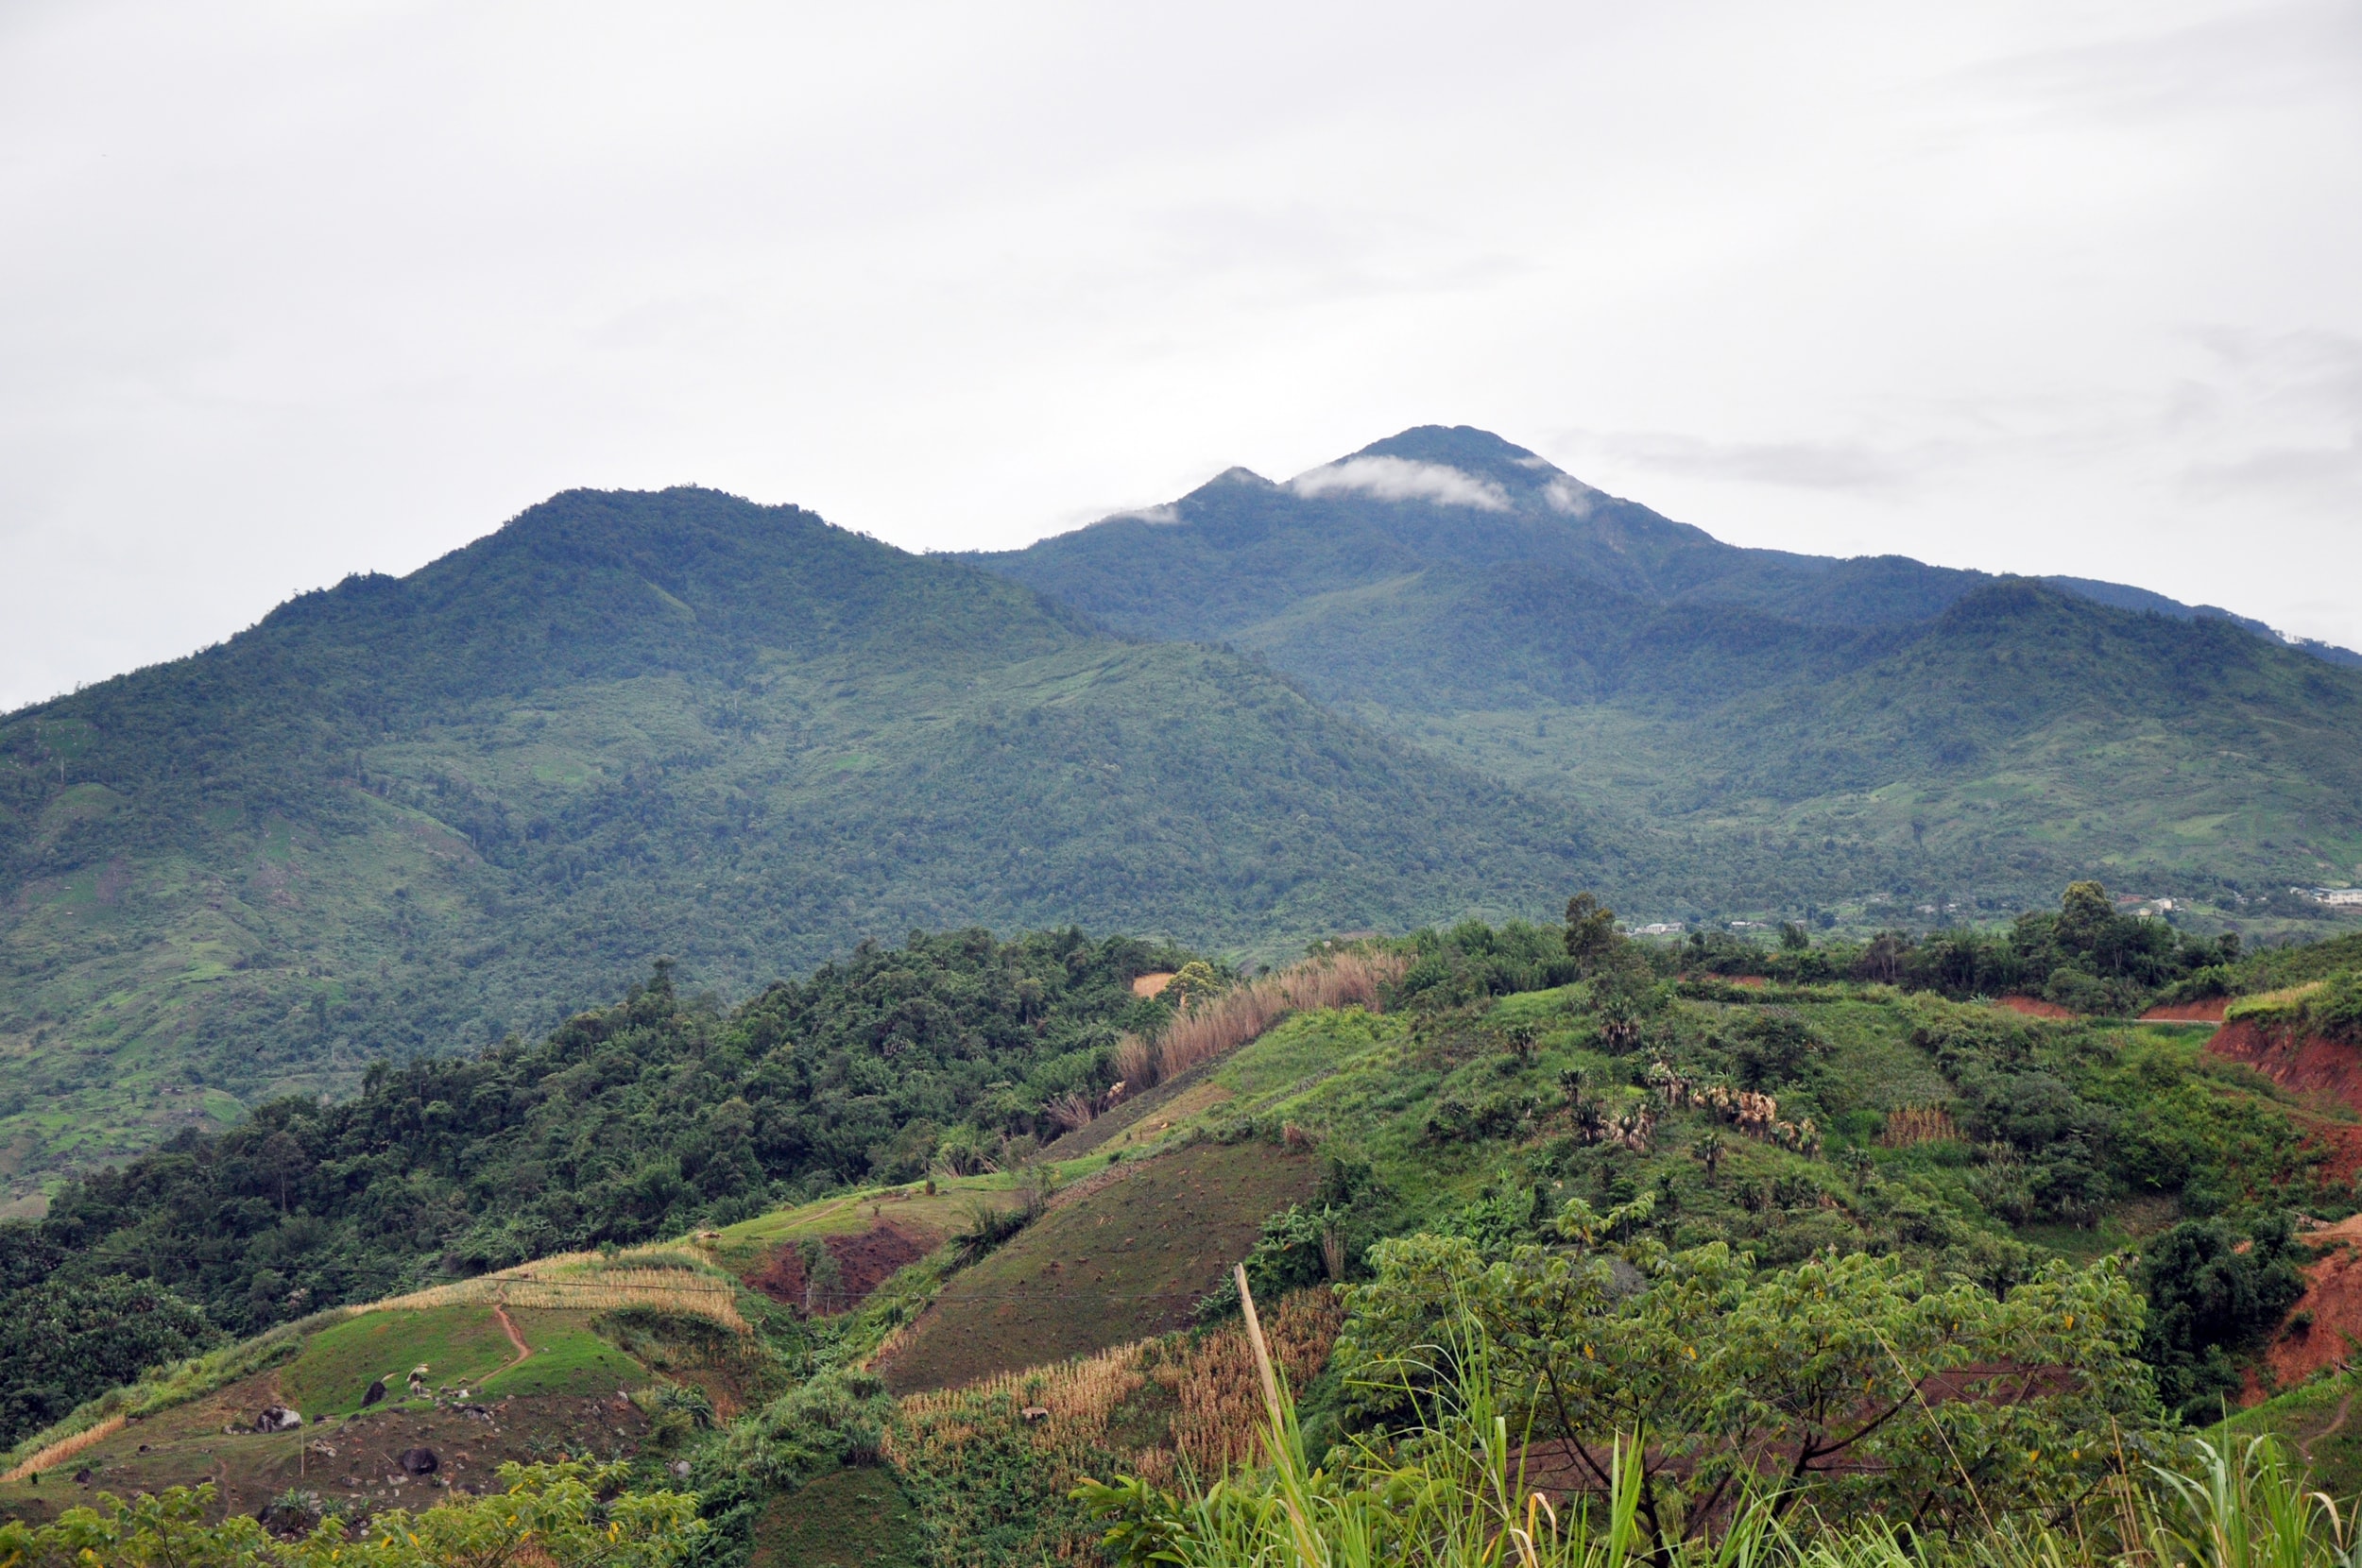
[1078,1281,2362,1568]
[0,1460,703,1567]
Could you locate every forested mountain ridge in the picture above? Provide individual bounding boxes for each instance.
[972,424,2361,653]
[0,487,1613,1193]
[976,426,2362,925]
[8,435,2360,1198]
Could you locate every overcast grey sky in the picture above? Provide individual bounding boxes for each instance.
[4,1,2358,710]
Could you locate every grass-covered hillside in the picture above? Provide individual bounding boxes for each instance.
[0,486,1613,1190]
[11,906,2362,1566]
[978,425,2362,926]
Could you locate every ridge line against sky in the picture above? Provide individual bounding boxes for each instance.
[2,0,2356,712]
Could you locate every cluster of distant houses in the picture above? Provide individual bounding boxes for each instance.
[2297,886,2362,907]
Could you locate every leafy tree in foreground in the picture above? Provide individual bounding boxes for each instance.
[1329,1196,2159,1552]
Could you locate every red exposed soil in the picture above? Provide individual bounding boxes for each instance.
[747,1222,927,1316]
[1994,996,2076,1018]
[491,1304,531,1369]
[2145,998,2231,1022]
[2206,1021,2362,1111]
[2196,1021,2362,1197]
[2262,1227,2362,1395]
[2298,1118,2362,1188]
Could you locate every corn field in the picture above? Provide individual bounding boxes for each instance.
[1158,1289,1347,1474]
[0,1414,125,1483]
[1877,1103,1960,1149]
[886,1338,1169,1564]
[895,1339,1155,1439]
[356,1260,749,1333]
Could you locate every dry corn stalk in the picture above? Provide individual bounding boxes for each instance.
[1155,1288,1346,1475]
[1,1415,126,1483]
[358,1266,748,1334]
[1878,1104,1960,1149]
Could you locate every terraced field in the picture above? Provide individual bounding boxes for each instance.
[875,1143,1318,1393]
[0,1299,659,1525]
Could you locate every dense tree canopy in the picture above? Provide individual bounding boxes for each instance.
[0,925,1190,1448]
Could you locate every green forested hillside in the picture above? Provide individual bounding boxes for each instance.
[10,434,2362,1198]
[0,488,1609,1192]
[10,907,2361,1559]
[978,426,2362,924]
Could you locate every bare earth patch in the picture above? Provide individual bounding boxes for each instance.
[2144,998,2231,1022]
[748,1222,929,1315]
[1994,996,2076,1018]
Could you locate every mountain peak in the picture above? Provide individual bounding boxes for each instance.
[1351,424,1550,473]
[1290,425,1597,516]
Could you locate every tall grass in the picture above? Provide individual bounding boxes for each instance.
[1076,1274,2362,1568]
[1138,950,1409,1088]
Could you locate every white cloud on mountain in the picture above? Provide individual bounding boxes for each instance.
[1542,476,1598,517]
[1287,456,1512,511]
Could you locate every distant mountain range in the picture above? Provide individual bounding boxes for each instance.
[971,423,2362,924]
[972,424,2356,660]
[0,487,1607,1192]
[1,429,2357,1191]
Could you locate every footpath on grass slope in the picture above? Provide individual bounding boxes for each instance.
[492,1304,531,1370]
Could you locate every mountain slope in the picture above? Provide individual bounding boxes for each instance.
[10,916,2360,1539]
[0,487,1615,1192]
[975,428,2362,922]
[978,424,2350,650]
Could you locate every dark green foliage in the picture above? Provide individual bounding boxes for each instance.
[1730,1012,1828,1091]
[693,1367,899,1559]
[1190,1202,1347,1323]
[2309,970,2362,1043]
[1677,883,2236,1012]
[2140,1215,2307,1423]
[0,1225,224,1449]
[7,927,1182,1440]
[952,1173,1050,1264]
[1564,892,1617,971]
[2235,933,2362,993]
[978,426,2362,922]
[0,486,1616,1187]
[1391,919,1587,1011]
